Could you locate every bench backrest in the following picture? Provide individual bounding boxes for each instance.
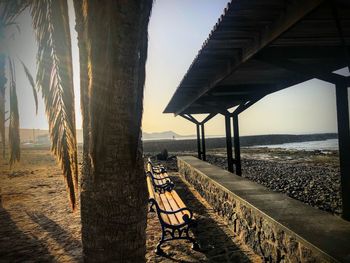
[146,174,191,226]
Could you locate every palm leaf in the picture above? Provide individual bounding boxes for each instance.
[20,60,38,114]
[0,53,6,158]
[30,0,78,211]
[0,0,29,24]
[8,57,20,166]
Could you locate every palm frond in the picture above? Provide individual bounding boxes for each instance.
[30,0,78,211]
[20,60,38,114]
[0,53,6,158]
[8,57,20,166]
[0,0,29,24]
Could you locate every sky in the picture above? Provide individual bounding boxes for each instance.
[4,0,350,136]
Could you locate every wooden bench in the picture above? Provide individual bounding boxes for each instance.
[146,170,199,255]
[146,159,174,193]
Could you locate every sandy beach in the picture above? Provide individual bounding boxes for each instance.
[0,147,263,262]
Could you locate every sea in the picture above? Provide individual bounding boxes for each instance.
[253,139,339,151]
[143,137,339,151]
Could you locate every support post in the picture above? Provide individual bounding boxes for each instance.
[196,123,201,159]
[233,114,242,176]
[201,124,206,161]
[225,115,234,173]
[335,83,350,221]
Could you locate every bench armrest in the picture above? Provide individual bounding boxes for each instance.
[159,207,194,222]
[152,176,172,181]
[154,181,175,192]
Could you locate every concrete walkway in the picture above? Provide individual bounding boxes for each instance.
[178,156,350,262]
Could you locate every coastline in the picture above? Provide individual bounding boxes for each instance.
[142,133,337,153]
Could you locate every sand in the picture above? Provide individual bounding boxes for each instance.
[0,147,262,262]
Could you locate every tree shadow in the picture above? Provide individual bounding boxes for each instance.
[0,196,55,262]
[152,174,256,262]
[26,211,82,261]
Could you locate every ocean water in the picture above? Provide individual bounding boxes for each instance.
[253,139,339,151]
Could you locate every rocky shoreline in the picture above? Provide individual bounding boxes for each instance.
[205,153,342,215]
[150,148,342,216]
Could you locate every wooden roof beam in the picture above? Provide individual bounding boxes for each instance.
[255,55,348,84]
[172,0,324,115]
[231,95,267,116]
[259,46,350,60]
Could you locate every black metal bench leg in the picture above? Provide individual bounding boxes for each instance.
[155,226,166,255]
[149,202,155,212]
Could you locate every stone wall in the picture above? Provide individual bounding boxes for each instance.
[178,158,335,263]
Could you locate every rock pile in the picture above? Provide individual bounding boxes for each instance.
[205,155,342,215]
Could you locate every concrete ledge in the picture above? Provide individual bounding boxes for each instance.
[177,156,350,262]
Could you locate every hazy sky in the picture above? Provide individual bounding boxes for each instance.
[5,0,350,136]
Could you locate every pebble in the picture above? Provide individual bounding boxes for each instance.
[205,155,342,215]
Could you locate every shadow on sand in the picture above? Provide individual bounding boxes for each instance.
[0,195,55,262]
[26,211,82,261]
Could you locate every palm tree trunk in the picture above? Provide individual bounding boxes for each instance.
[0,54,6,158]
[73,1,152,262]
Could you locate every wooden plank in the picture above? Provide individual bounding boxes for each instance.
[146,177,155,200]
[165,191,184,224]
[159,193,179,225]
[147,162,152,173]
[154,173,166,185]
[147,175,171,224]
[158,199,171,225]
[170,191,191,219]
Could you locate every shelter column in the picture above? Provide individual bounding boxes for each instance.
[233,114,242,176]
[225,115,234,173]
[196,123,201,159]
[335,82,350,221]
[201,124,206,161]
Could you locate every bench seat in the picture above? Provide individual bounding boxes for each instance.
[146,167,199,254]
[147,176,190,226]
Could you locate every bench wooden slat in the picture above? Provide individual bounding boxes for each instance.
[171,190,187,210]
[158,196,172,225]
[148,176,172,224]
[159,193,180,225]
[172,191,191,221]
[165,191,187,224]
[153,173,165,185]
[168,191,191,222]
[147,176,155,200]
[147,162,152,172]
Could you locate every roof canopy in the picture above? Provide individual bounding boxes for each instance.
[164,0,350,115]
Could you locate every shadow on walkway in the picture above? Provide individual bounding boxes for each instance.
[26,211,82,261]
[172,174,254,262]
[0,196,54,262]
[145,170,256,263]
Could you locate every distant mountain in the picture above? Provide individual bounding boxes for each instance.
[13,129,188,144]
